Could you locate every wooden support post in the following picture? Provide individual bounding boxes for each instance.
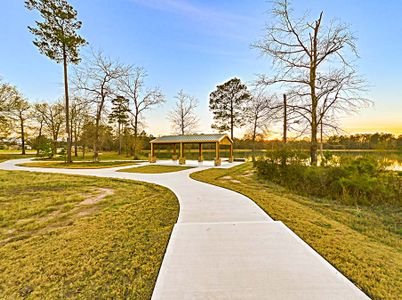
[172,143,177,161]
[229,143,233,163]
[214,142,221,166]
[179,142,185,165]
[149,143,156,163]
[198,143,203,162]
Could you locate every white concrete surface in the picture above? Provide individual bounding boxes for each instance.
[0,158,369,299]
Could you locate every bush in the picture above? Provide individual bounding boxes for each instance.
[255,151,401,207]
[32,136,53,158]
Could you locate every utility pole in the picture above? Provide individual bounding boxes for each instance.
[283,94,287,144]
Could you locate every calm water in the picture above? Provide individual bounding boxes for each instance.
[149,149,402,170]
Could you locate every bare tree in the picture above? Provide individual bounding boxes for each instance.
[74,50,127,161]
[253,0,369,165]
[70,96,89,156]
[168,90,199,135]
[7,92,30,154]
[117,66,165,158]
[245,88,277,159]
[34,101,65,155]
[0,81,18,139]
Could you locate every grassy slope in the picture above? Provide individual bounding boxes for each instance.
[18,161,139,169]
[0,170,178,299]
[118,165,194,174]
[191,163,402,300]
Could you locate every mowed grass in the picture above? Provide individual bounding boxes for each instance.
[18,161,139,169]
[38,151,145,161]
[191,163,402,299]
[0,170,179,299]
[119,165,194,174]
[0,154,35,163]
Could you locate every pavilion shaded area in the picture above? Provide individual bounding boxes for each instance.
[149,134,233,166]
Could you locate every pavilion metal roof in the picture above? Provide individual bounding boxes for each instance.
[150,134,232,144]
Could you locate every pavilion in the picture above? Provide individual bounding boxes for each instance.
[149,134,233,166]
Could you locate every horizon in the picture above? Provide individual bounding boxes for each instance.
[1,0,401,137]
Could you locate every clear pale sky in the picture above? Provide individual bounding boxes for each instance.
[1,0,401,137]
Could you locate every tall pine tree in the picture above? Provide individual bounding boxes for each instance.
[26,0,86,163]
[209,77,250,140]
[109,96,129,155]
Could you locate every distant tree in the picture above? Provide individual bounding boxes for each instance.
[169,90,199,135]
[209,77,250,140]
[245,89,276,159]
[253,0,369,165]
[31,103,46,154]
[31,135,53,157]
[0,80,15,110]
[79,120,114,155]
[117,66,165,159]
[397,135,402,149]
[109,96,130,155]
[26,0,86,163]
[69,97,89,156]
[7,93,30,154]
[74,50,127,161]
[34,101,65,155]
[0,81,18,139]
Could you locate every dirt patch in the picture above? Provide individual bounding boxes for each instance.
[242,170,256,177]
[220,176,241,184]
[79,188,114,205]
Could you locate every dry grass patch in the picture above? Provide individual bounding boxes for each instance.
[191,163,402,299]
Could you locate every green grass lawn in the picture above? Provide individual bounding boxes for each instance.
[38,151,147,161]
[18,161,139,169]
[191,163,402,299]
[0,150,37,154]
[118,165,194,174]
[0,170,178,299]
[0,154,35,163]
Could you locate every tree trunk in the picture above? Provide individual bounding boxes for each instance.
[52,139,57,156]
[230,99,234,140]
[37,121,43,155]
[94,116,100,162]
[20,115,25,155]
[181,109,185,135]
[320,121,324,160]
[133,114,138,159]
[118,122,122,155]
[63,45,72,163]
[252,116,257,162]
[74,125,78,157]
[283,94,287,143]
[310,23,319,166]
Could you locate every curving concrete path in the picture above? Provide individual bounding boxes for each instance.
[0,159,369,299]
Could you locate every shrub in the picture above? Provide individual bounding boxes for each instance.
[255,151,401,207]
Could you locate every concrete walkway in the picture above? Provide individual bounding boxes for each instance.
[0,159,369,299]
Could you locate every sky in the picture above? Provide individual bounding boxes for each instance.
[0,0,401,138]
